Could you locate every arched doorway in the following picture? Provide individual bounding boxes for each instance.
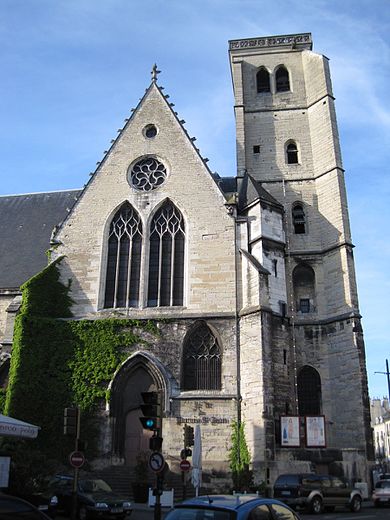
[110,354,165,466]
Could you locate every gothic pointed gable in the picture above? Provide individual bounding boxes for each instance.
[51,74,236,316]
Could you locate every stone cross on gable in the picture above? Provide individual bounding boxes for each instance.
[151,63,161,82]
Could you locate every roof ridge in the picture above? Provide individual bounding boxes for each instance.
[0,188,81,198]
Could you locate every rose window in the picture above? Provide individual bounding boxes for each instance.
[130,157,167,192]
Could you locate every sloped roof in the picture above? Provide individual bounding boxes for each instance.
[0,190,81,289]
[237,174,282,211]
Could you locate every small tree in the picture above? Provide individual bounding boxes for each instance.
[228,420,253,491]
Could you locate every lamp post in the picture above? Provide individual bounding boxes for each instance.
[375,359,390,402]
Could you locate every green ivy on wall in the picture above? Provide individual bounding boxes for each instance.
[228,420,253,492]
[4,257,158,464]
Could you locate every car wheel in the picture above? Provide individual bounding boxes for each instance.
[350,496,362,512]
[310,495,323,514]
[78,506,88,520]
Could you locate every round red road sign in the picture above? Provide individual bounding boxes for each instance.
[69,451,85,468]
[180,459,191,472]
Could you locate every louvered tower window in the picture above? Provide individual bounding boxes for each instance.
[104,203,142,308]
[148,201,185,307]
[292,203,306,234]
[298,365,322,415]
[276,65,290,92]
[256,67,271,93]
[183,322,221,390]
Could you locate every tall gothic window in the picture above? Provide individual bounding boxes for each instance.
[256,67,271,93]
[182,322,221,391]
[148,200,185,307]
[104,203,142,308]
[298,365,322,415]
[275,65,290,92]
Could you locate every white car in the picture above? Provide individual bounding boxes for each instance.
[372,479,390,507]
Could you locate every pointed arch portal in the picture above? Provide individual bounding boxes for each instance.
[110,353,166,465]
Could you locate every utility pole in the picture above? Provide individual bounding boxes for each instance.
[375,359,390,402]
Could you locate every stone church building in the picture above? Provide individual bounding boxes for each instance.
[0,33,373,486]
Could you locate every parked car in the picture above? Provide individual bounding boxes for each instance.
[273,473,362,514]
[372,479,390,507]
[5,489,58,518]
[0,493,53,519]
[165,495,301,520]
[47,474,132,519]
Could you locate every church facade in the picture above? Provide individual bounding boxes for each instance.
[0,33,373,487]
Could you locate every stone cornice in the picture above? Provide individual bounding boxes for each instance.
[229,33,312,52]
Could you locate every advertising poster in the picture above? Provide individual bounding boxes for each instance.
[281,416,300,447]
[306,416,326,447]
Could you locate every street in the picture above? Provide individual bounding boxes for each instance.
[54,502,390,520]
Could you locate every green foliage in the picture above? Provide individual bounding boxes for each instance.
[4,258,159,465]
[228,420,253,491]
[0,388,6,413]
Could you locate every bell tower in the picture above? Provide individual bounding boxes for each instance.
[230,33,373,470]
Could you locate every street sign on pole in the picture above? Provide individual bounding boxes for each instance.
[69,451,85,469]
[149,452,165,473]
[180,459,191,472]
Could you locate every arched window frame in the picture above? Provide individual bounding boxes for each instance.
[292,202,306,234]
[297,365,322,416]
[285,140,299,165]
[103,202,143,309]
[275,65,291,92]
[147,199,186,308]
[182,321,222,391]
[256,66,271,93]
[292,263,316,314]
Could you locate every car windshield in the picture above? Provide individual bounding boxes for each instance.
[167,508,233,520]
[79,479,112,493]
[376,480,390,489]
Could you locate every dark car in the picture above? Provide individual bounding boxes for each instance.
[47,475,132,520]
[0,493,53,519]
[165,494,301,520]
[6,489,58,518]
[273,473,362,514]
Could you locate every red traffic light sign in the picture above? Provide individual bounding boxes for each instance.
[180,459,191,472]
[69,451,85,468]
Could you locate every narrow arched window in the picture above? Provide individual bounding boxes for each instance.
[182,322,221,390]
[104,203,142,308]
[275,66,290,92]
[298,366,322,415]
[148,201,185,307]
[286,141,299,164]
[292,264,316,314]
[256,67,270,93]
[292,203,306,234]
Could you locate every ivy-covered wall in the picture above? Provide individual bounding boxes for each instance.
[4,257,157,462]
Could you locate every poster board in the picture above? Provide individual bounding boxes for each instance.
[280,416,300,447]
[0,456,10,488]
[305,416,326,447]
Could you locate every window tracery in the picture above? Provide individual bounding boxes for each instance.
[182,322,221,391]
[130,157,167,192]
[148,201,185,307]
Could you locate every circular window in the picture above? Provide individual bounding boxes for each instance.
[143,124,158,139]
[130,157,167,191]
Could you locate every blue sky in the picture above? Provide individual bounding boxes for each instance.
[1,1,389,398]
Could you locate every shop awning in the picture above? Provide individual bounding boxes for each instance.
[0,414,40,439]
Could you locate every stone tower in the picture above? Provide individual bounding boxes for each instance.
[229,33,373,477]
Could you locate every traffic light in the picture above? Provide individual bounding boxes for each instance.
[64,407,79,437]
[139,391,161,431]
[183,424,194,447]
[149,434,163,451]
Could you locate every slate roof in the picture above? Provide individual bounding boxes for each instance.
[0,190,81,290]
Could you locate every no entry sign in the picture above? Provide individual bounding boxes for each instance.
[180,459,191,472]
[69,451,85,468]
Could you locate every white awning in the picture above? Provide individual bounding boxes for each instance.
[0,414,40,439]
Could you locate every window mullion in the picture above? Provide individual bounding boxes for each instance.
[125,235,132,307]
[157,234,163,307]
[113,237,121,308]
[170,233,175,306]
